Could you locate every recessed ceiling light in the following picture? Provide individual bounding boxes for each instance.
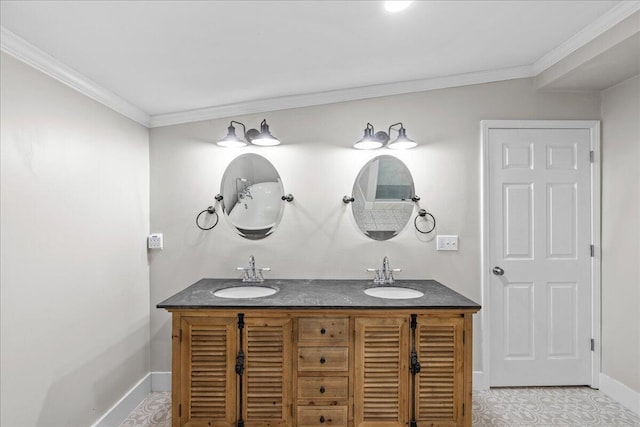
[384,1,413,13]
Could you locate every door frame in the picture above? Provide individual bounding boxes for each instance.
[480,120,601,389]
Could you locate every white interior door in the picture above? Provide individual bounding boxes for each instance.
[487,125,595,387]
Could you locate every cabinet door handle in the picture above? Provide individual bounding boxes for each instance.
[319,386,326,394]
[320,327,326,335]
[320,357,326,364]
[319,416,325,423]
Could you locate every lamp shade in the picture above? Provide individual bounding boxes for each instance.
[387,127,417,149]
[217,125,247,148]
[354,127,383,150]
[251,120,281,146]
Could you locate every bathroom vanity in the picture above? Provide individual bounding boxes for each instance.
[158,279,480,427]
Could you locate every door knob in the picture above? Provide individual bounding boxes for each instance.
[492,266,505,276]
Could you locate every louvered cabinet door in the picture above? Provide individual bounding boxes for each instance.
[179,316,237,427]
[354,317,409,427]
[243,317,293,427]
[415,315,465,427]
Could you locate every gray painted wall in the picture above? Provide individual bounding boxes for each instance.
[149,77,601,374]
[3,46,635,425]
[0,53,151,426]
[601,74,640,392]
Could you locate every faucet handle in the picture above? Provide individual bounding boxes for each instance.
[367,268,384,284]
[391,268,402,272]
[236,267,251,282]
[259,267,271,272]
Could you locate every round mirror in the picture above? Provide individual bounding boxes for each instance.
[221,154,285,240]
[351,155,415,240]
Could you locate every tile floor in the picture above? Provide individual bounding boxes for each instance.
[120,387,640,426]
[472,387,639,426]
[120,392,170,427]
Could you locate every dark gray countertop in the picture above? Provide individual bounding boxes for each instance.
[157,279,481,310]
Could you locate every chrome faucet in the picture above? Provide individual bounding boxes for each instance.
[237,255,271,283]
[367,256,402,285]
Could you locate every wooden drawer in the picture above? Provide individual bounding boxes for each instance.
[298,377,348,401]
[297,406,348,427]
[298,318,349,344]
[298,347,348,372]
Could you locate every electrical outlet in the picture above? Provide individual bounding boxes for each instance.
[148,233,163,250]
[437,235,458,251]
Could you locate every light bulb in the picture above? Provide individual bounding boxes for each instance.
[384,1,413,13]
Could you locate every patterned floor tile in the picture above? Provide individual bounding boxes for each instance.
[120,392,171,427]
[472,387,640,426]
[122,387,640,426]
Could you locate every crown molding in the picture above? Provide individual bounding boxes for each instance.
[0,26,150,127]
[533,1,640,75]
[3,2,637,129]
[149,65,534,127]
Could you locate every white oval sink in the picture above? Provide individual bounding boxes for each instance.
[364,286,424,299]
[214,286,277,299]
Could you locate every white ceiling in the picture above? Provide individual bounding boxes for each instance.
[0,1,637,127]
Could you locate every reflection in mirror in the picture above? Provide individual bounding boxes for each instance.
[352,155,415,240]
[221,154,285,240]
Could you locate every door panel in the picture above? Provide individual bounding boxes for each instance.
[503,183,534,259]
[547,183,577,258]
[488,127,592,386]
[503,282,534,360]
[548,283,578,358]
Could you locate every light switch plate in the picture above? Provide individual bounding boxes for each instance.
[437,235,458,251]
[148,233,163,250]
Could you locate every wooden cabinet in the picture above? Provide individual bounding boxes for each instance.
[354,316,409,427]
[175,315,237,427]
[168,310,475,427]
[297,406,349,426]
[243,317,293,426]
[172,313,292,427]
[295,317,350,427]
[415,315,466,427]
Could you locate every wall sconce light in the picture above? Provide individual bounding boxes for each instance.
[217,119,281,147]
[353,122,417,150]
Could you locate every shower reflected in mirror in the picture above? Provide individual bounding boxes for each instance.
[350,155,415,240]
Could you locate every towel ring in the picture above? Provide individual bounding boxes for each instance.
[196,194,223,231]
[414,209,436,234]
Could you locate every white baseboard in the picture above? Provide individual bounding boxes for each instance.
[599,373,640,416]
[89,372,170,427]
[151,371,172,392]
[473,371,486,390]
[90,373,151,427]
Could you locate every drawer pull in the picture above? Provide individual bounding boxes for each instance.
[320,327,326,335]
[320,357,326,364]
[319,386,326,393]
[319,416,325,423]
